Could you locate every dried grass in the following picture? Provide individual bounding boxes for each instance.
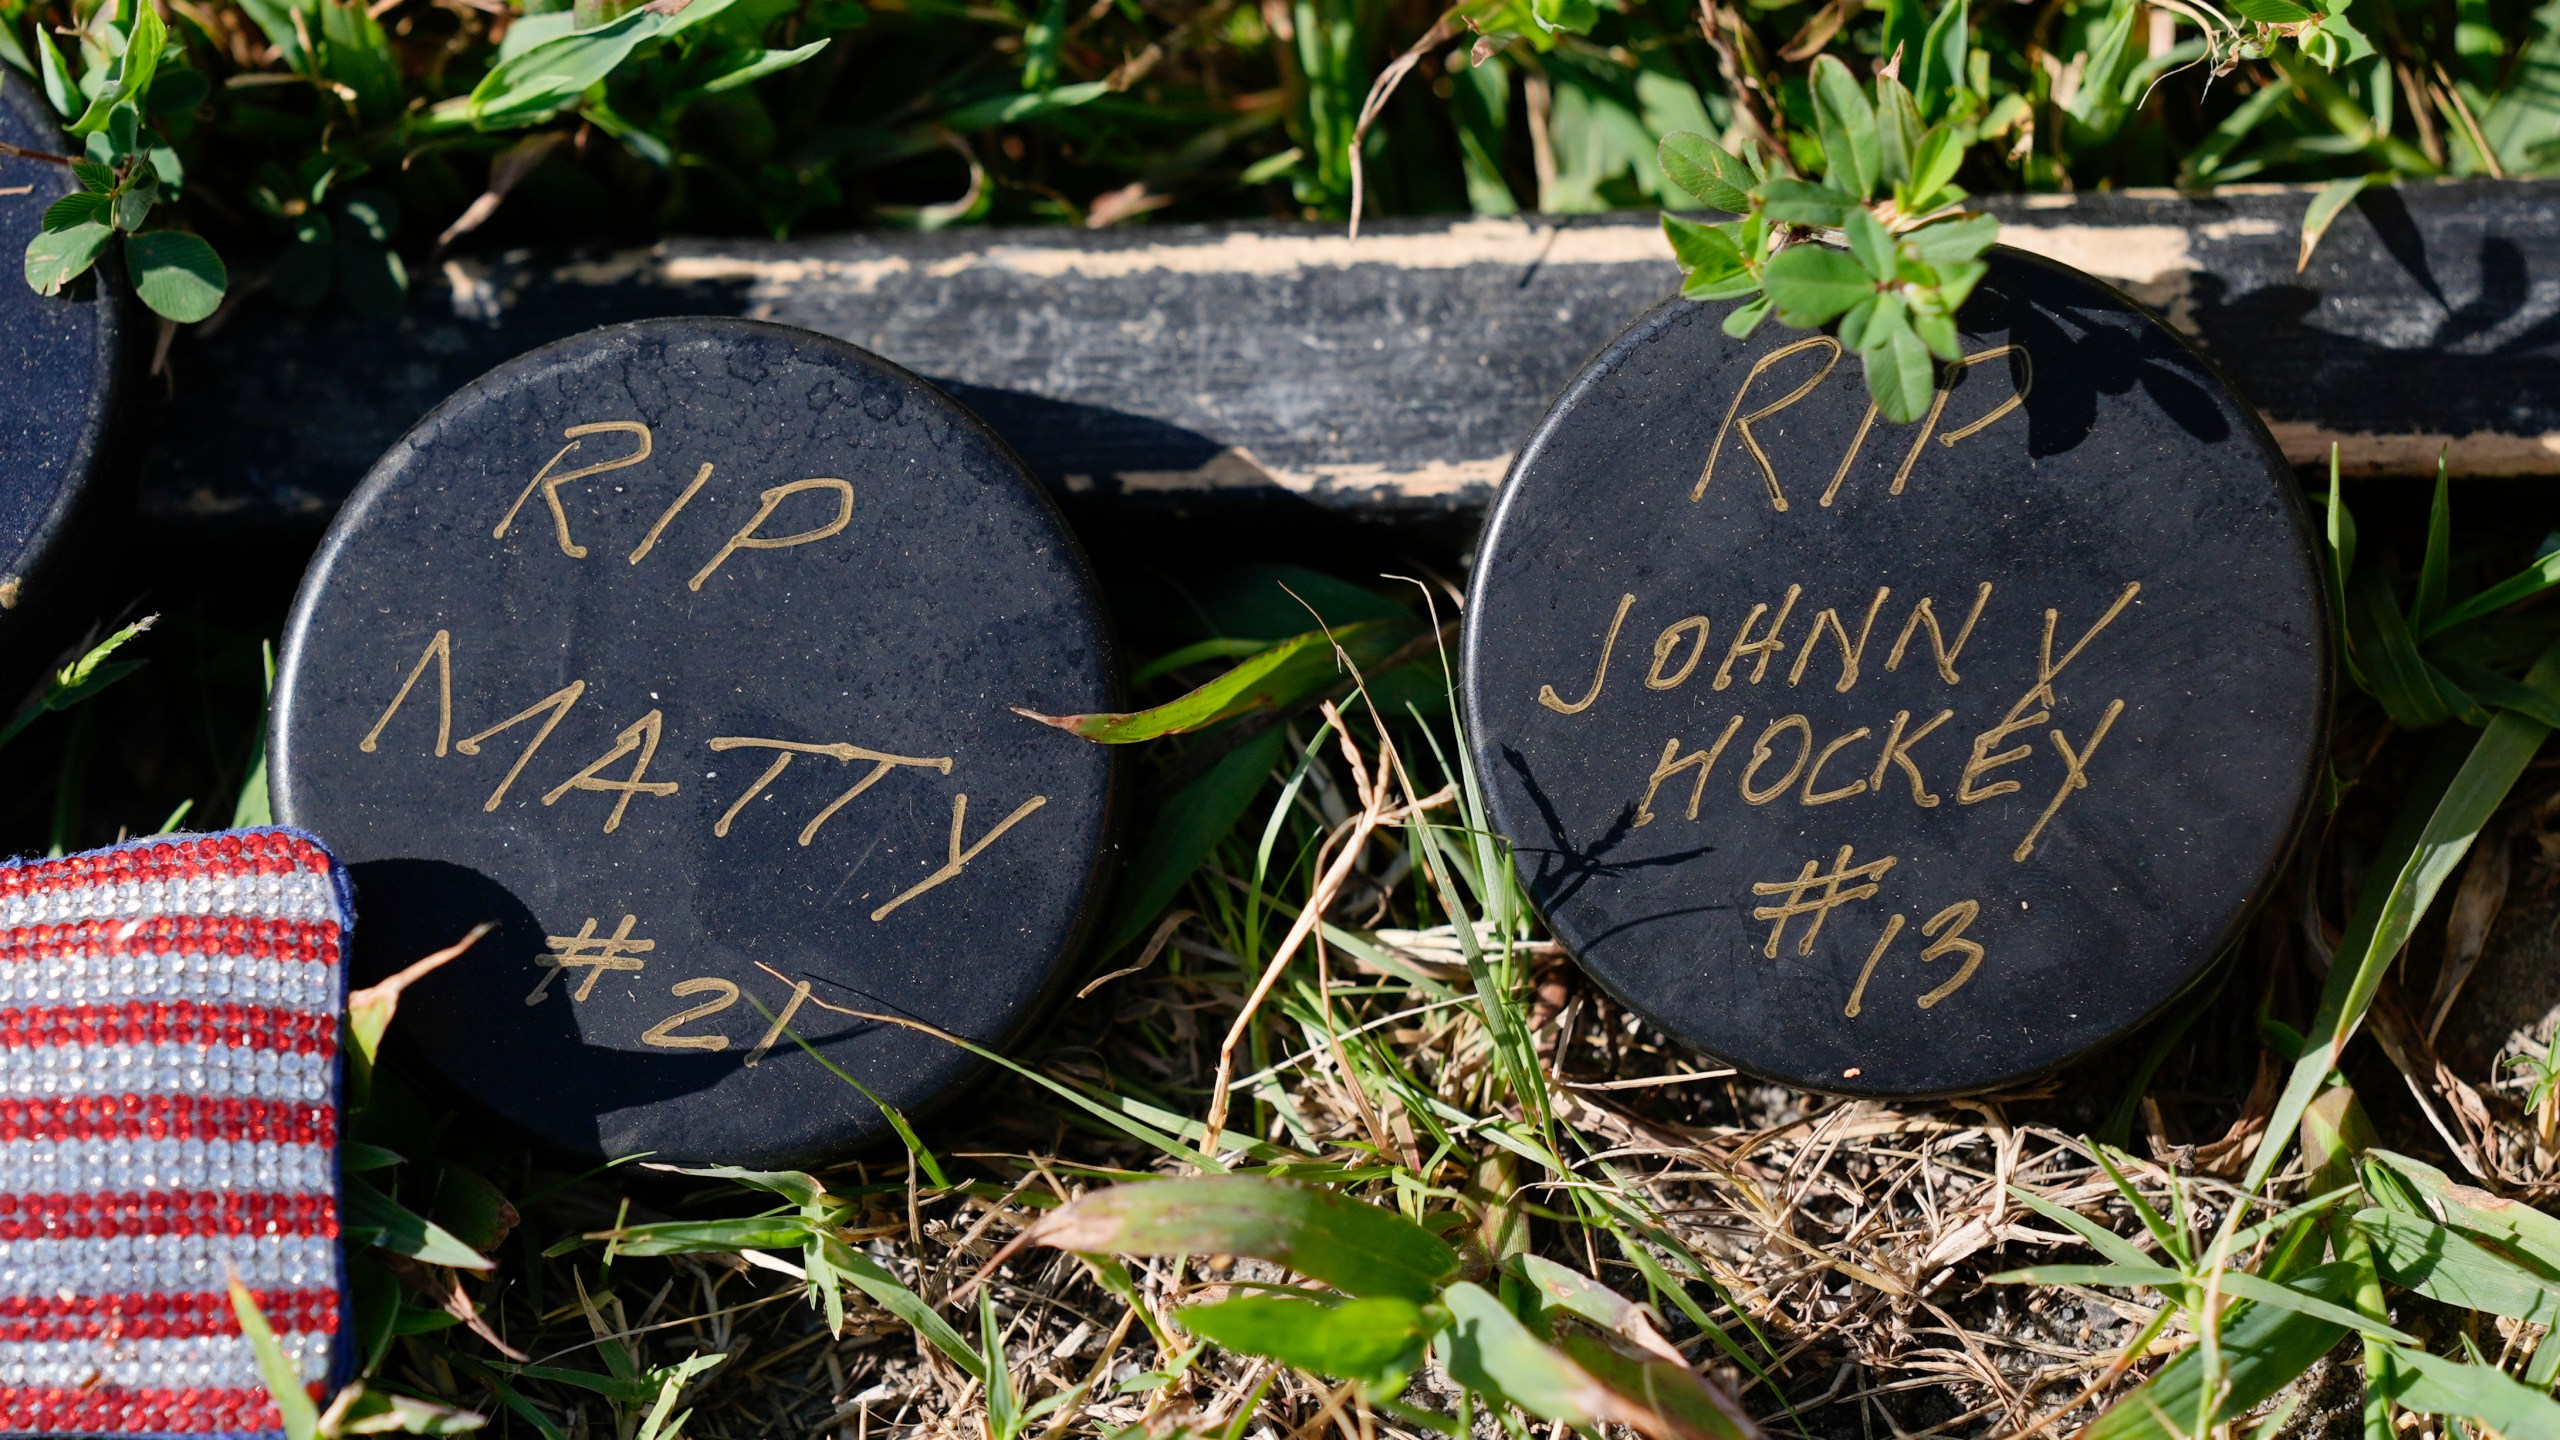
[377,718,2560,1440]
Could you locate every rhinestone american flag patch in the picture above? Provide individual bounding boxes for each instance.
[0,830,348,1438]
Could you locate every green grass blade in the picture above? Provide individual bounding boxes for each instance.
[1099,729,1285,952]
[2422,548,2560,639]
[2351,1207,2560,1323]
[2527,1326,2560,1389]
[2347,565,2455,727]
[820,1239,988,1381]
[2004,1185,2159,1269]
[633,1355,722,1440]
[1435,1282,1618,1431]
[1593,1194,1791,1393]
[1509,1253,1653,1336]
[2220,1185,2361,1254]
[2213,1271,2415,1344]
[649,1162,822,1209]
[2080,1262,2361,1439]
[1132,637,1274,687]
[2248,639,2560,1193]
[1243,714,1339,970]
[2438,661,2560,727]
[1553,1330,1763,1440]
[1314,920,1462,997]
[325,1386,486,1434]
[1028,1176,1458,1301]
[437,1351,570,1440]
[0,616,155,751]
[2322,448,2371,690]
[2297,173,2382,272]
[499,1362,651,1400]
[345,1180,496,1271]
[1068,1077,1313,1166]
[1176,1294,1427,1399]
[1986,1263,2187,1289]
[233,640,275,825]
[2362,1149,2560,1270]
[228,1274,321,1440]
[589,1216,813,1256]
[777,1000,1222,1168]
[979,1289,1017,1438]
[2388,1347,2560,1432]
[1017,618,1419,742]
[762,1021,953,1189]
[2414,451,2452,630]
[2325,1211,2398,1440]
[2091,1147,2185,1265]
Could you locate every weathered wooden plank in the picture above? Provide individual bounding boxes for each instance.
[1994,181,2560,481]
[143,178,2560,529]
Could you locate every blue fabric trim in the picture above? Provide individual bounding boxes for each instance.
[299,826,359,1398]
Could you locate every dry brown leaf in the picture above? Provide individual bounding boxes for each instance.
[2428,827,2513,1043]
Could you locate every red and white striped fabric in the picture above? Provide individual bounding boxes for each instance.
[0,830,347,1438]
